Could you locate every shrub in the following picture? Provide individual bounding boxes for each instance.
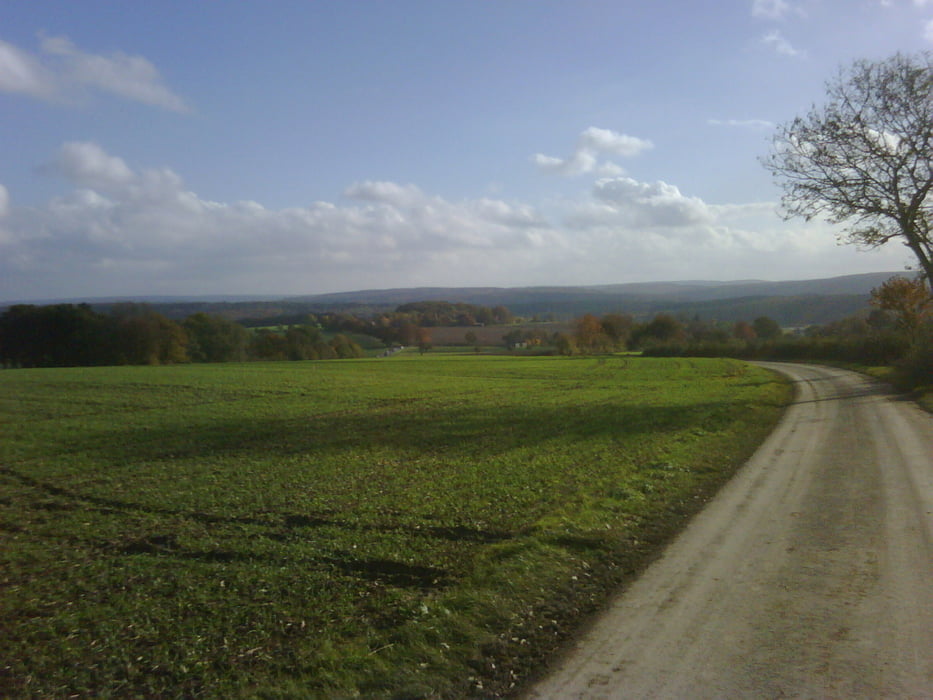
[893,328,933,389]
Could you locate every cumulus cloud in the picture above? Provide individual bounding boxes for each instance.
[0,184,9,219]
[582,177,716,229]
[54,142,136,192]
[343,180,427,209]
[761,29,805,57]
[0,39,55,98]
[534,126,652,177]
[753,0,785,19]
[0,34,188,111]
[708,118,776,130]
[0,185,11,249]
[533,151,598,177]
[0,143,560,297]
[578,127,654,158]
[595,162,625,177]
[752,0,793,19]
[0,143,911,299]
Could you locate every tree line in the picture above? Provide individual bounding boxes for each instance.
[0,299,514,368]
[537,312,781,356]
[631,276,930,390]
[0,304,363,368]
[241,301,512,347]
[544,275,930,389]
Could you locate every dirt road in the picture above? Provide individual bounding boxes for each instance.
[526,363,933,699]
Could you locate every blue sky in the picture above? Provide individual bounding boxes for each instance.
[1,0,932,301]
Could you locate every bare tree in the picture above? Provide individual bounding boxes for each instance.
[763,52,933,288]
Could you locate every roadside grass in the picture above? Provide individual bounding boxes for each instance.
[808,360,933,413]
[861,366,933,412]
[0,355,790,697]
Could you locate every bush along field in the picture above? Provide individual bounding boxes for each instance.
[0,355,791,698]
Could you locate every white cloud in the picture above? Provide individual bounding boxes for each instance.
[752,0,807,19]
[1,143,560,296]
[0,39,55,98]
[55,142,136,193]
[0,183,11,248]
[925,18,933,42]
[0,34,188,111]
[752,0,792,20]
[762,30,805,57]
[534,126,652,177]
[708,118,776,130]
[343,180,427,209]
[595,162,625,177]
[586,177,716,229]
[0,184,9,219]
[533,150,598,176]
[578,127,654,158]
[0,143,911,299]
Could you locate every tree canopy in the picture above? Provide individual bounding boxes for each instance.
[870,275,932,338]
[0,304,364,368]
[763,52,933,287]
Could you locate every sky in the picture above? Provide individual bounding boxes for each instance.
[1,0,932,302]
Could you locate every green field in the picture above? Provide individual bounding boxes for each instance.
[0,355,790,698]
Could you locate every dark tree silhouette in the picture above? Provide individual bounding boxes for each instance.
[764,53,933,287]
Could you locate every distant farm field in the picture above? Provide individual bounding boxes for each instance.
[424,322,572,347]
[0,355,790,697]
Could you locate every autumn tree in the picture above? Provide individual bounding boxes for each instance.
[553,332,577,356]
[416,327,432,355]
[329,334,364,359]
[763,52,933,288]
[183,313,249,362]
[733,321,757,343]
[638,314,686,347]
[752,316,783,341]
[491,305,513,324]
[601,313,634,348]
[250,329,289,360]
[870,275,932,338]
[285,325,324,360]
[574,313,611,353]
[111,306,188,365]
[396,322,422,346]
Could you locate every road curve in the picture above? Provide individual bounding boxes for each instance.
[525,363,933,699]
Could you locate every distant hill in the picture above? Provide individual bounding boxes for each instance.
[0,294,285,306]
[282,272,900,325]
[1,272,906,327]
[293,272,898,306]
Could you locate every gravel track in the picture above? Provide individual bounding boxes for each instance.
[526,363,933,699]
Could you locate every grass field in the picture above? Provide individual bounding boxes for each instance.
[0,355,790,698]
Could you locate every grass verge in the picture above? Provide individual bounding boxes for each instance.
[0,355,790,697]
[811,360,933,413]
